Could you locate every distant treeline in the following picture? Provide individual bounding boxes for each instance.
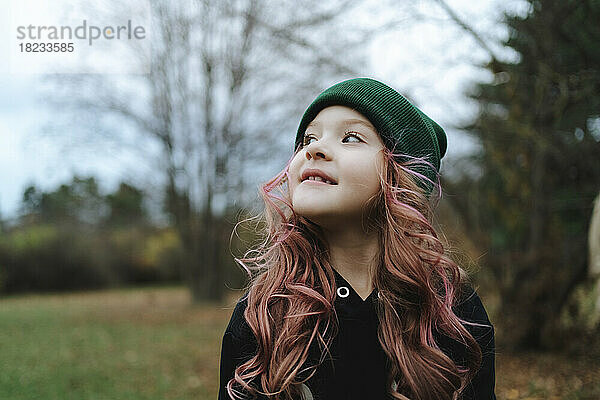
[0,177,185,295]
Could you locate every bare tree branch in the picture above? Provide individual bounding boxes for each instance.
[432,0,501,65]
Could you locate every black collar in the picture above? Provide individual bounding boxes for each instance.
[332,268,379,321]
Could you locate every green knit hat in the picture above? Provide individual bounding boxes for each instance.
[294,78,447,197]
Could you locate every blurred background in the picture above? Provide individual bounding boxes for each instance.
[1,0,599,398]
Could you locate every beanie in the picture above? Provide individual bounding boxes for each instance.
[294,78,447,197]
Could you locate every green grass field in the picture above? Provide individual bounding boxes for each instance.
[1,286,598,399]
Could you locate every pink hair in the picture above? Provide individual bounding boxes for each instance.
[225,146,483,400]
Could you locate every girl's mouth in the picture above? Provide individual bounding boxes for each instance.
[302,176,337,185]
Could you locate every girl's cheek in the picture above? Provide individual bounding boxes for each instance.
[287,169,298,193]
[289,158,302,181]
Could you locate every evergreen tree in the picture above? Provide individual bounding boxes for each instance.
[448,0,600,349]
[105,182,148,227]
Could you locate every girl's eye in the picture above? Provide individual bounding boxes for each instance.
[342,132,362,143]
[303,135,316,146]
[303,132,362,146]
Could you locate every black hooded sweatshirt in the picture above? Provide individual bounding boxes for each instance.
[218,268,496,400]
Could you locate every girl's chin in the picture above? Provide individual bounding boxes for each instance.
[291,194,332,207]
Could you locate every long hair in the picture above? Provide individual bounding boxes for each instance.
[225,143,484,400]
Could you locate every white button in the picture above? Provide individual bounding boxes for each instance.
[337,286,350,298]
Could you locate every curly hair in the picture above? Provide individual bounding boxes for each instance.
[224,145,483,400]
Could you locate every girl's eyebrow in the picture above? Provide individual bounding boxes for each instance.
[306,120,320,129]
[306,119,376,132]
[342,119,376,132]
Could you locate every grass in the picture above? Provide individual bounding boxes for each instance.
[0,286,230,400]
[0,286,598,399]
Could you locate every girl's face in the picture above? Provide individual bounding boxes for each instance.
[288,105,386,229]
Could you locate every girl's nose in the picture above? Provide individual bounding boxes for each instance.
[305,141,329,160]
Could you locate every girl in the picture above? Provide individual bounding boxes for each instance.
[219,78,496,400]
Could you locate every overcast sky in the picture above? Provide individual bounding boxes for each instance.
[0,0,529,220]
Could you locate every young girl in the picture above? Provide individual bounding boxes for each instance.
[219,78,496,400]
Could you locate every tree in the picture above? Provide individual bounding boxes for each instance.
[446,0,600,349]
[105,182,148,227]
[20,177,108,227]
[40,0,374,302]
